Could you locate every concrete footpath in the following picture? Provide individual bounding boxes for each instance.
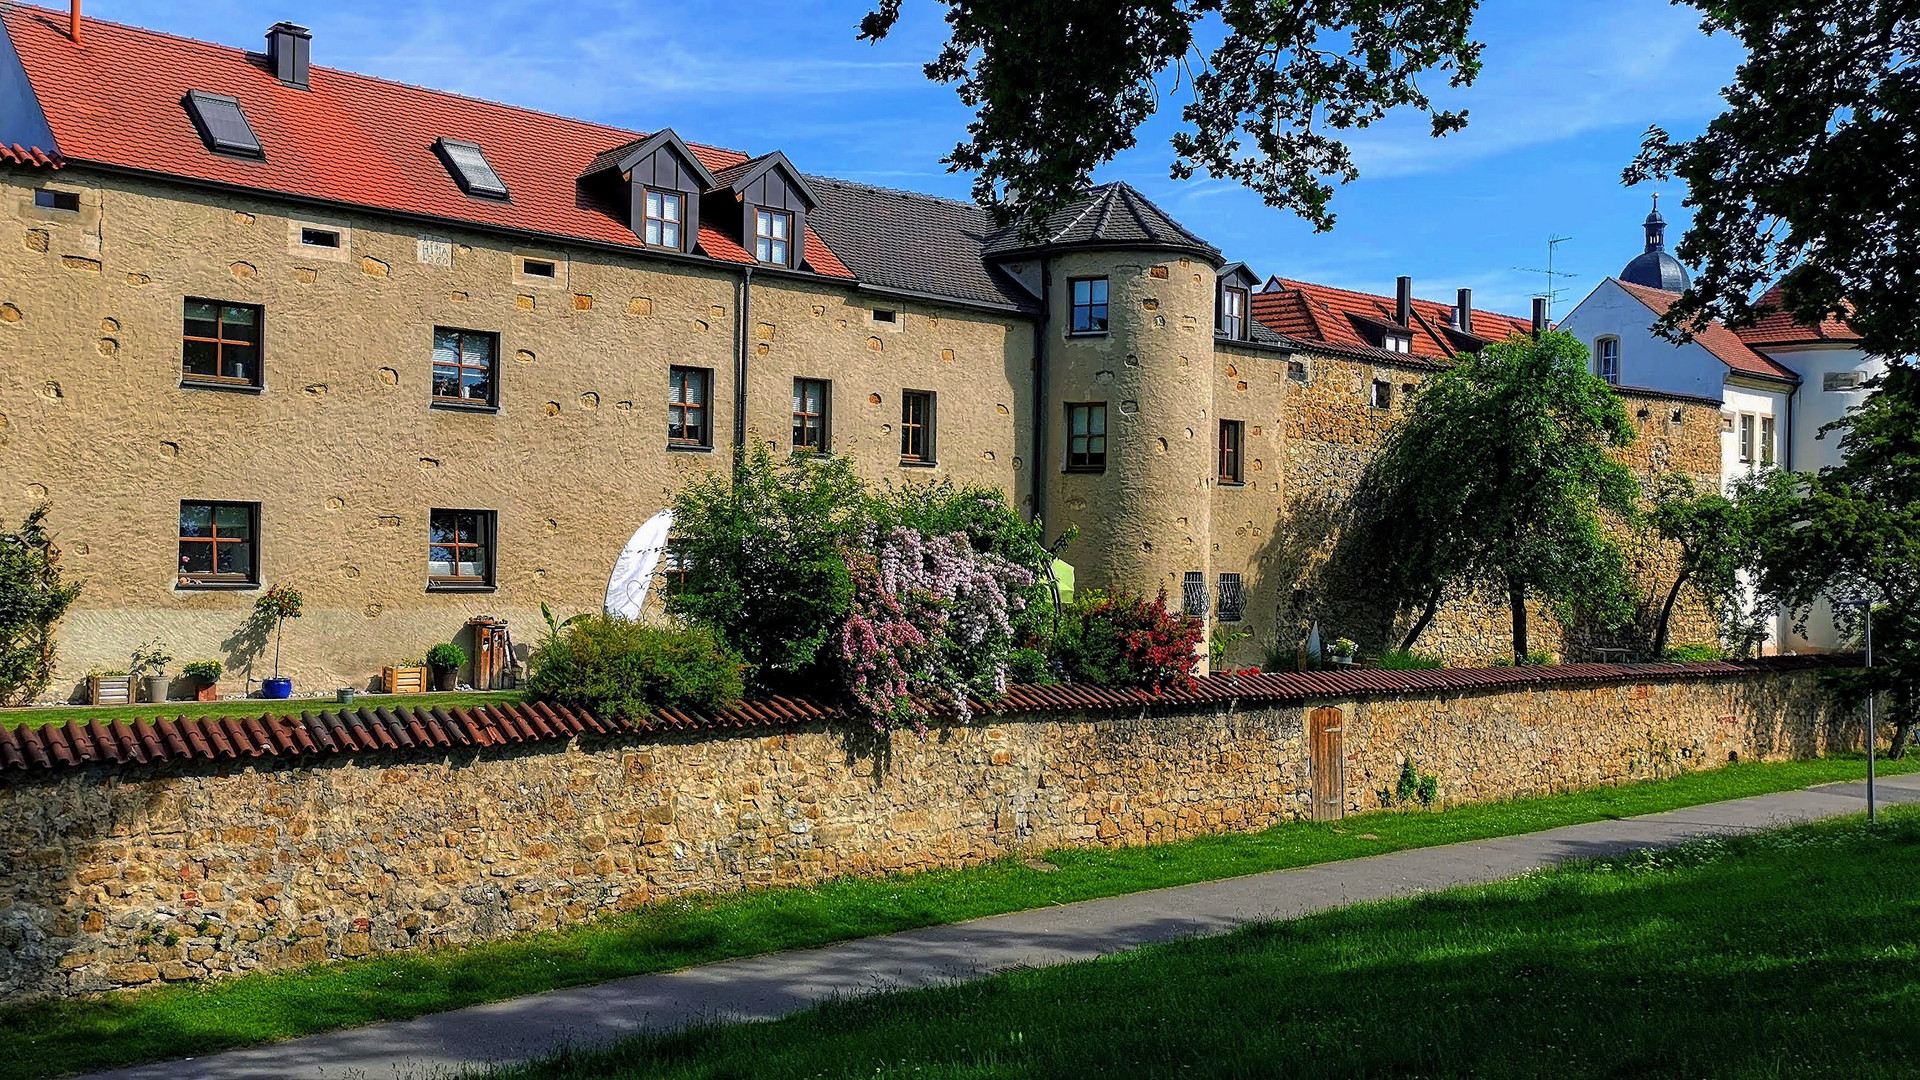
[88,771,1920,1080]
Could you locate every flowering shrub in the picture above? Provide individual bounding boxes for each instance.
[839,526,1036,729]
[1053,589,1204,693]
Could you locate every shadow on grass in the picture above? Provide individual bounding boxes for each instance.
[488,811,1920,1080]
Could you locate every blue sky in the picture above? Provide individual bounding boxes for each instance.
[89,0,1744,315]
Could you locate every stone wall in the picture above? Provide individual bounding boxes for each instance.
[0,667,1855,1002]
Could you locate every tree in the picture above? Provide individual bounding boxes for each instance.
[666,442,869,688]
[0,505,81,704]
[1372,331,1641,663]
[858,0,1483,231]
[1744,365,1920,756]
[1624,1,1920,360]
[1646,474,1769,657]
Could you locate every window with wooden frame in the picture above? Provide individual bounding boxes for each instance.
[1760,415,1777,467]
[181,299,262,387]
[1065,402,1108,471]
[428,508,495,588]
[755,208,792,266]
[177,501,258,587]
[668,366,712,448]
[1069,277,1109,334]
[792,377,830,452]
[900,390,935,465]
[1217,419,1245,484]
[431,327,498,408]
[1219,285,1248,340]
[643,189,683,249]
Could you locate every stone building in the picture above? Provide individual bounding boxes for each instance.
[0,6,1723,696]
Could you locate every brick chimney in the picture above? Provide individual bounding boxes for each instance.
[267,22,312,88]
[1395,276,1412,326]
[1455,289,1473,335]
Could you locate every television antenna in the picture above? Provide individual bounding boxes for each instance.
[1514,235,1577,320]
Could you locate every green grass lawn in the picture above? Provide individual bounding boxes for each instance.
[0,754,1913,1080]
[0,690,528,730]
[490,807,1920,1080]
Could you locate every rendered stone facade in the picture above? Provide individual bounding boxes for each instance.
[0,667,1855,1001]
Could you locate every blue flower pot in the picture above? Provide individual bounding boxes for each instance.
[262,677,293,700]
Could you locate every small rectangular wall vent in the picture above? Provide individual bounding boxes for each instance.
[184,91,263,158]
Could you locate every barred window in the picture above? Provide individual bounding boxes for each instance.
[1217,573,1245,622]
[1182,570,1208,618]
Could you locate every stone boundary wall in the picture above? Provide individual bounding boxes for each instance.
[0,667,1857,1002]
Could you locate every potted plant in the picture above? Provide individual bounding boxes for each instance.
[426,642,466,692]
[254,584,304,699]
[130,639,173,704]
[1329,638,1358,666]
[88,669,133,706]
[183,659,223,702]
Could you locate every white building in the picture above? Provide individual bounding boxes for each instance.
[1559,197,1886,652]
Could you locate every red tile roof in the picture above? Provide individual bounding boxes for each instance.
[1733,285,1862,347]
[0,4,852,278]
[1254,278,1534,364]
[0,655,1848,776]
[1613,279,1801,382]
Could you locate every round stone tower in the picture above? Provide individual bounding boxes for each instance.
[1000,184,1224,623]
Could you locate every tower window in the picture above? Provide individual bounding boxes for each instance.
[1069,277,1109,334]
[1065,402,1107,471]
[1217,573,1245,622]
[1182,571,1208,618]
[1595,337,1621,384]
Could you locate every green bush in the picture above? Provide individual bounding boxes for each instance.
[1664,643,1728,663]
[1376,647,1445,670]
[667,442,867,689]
[527,615,746,720]
[1492,651,1556,667]
[1053,589,1204,692]
[425,642,467,670]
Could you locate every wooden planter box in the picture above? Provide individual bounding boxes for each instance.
[383,665,428,695]
[89,674,134,706]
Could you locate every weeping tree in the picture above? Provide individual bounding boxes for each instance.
[858,0,1484,231]
[1646,474,1770,658]
[1372,331,1641,663]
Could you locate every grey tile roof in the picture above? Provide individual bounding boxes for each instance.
[806,176,1036,310]
[983,182,1220,262]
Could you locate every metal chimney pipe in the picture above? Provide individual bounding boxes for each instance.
[70,0,81,44]
[1395,276,1412,326]
[1531,297,1549,337]
[1455,288,1473,335]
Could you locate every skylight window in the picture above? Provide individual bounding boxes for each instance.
[184,91,263,158]
[434,138,509,200]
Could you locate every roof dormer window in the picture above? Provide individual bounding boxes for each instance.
[1384,333,1411,354]
[184,91,263,158]
[755,208,792,266]
[643,190,684,250]
[1220,285,1248,340]
[434,138,509,200]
